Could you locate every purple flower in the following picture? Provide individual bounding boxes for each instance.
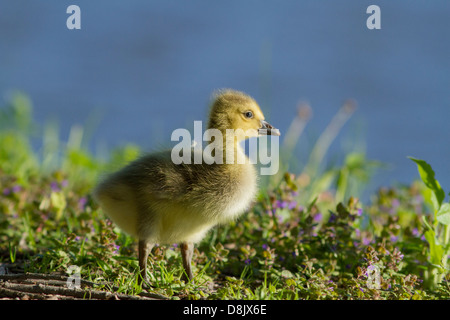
[277,214,284,223]
[50,181,60,192]
[61,180,68,188]
[356,208,363,216]
[313,212,323,222]
[390,235,398,243]
[262,244,268,250]
[328,213,337,223]
[413,195,423,204]
[12,185,22,193]
[244,259,251,265]
[367,265,376,272]
[113,244,120,254]
[412,228,420,237]
[78,197,87,211]
[288,201,297,210]
[363,237,371,246]
[391,199,400,208]
[2,188,11,196]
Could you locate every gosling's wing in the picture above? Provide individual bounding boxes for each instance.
[128,150,219,201]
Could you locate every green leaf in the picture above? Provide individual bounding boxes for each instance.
[424,229,444,265]
[422,215,433,232]
[281,270,295,278]
[436,203,450,226]
[408,157,445,209]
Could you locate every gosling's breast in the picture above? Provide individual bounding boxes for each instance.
[217,163,258,221]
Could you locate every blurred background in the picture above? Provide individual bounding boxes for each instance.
[1,0,449,200]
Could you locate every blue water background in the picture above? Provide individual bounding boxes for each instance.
[1,1,449,200]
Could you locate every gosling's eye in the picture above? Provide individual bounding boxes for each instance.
[244,111,253,119]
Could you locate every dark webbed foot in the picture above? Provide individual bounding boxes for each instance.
[138,239,155,287]
[180,242,194,282]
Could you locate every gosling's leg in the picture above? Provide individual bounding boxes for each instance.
[138,239,154,287]
[180,242,194,282]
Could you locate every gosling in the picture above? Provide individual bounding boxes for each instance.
[93,89,280,285]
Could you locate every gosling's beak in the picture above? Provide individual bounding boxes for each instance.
[258,120,281,136]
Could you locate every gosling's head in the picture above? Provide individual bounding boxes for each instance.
[207,89,280,141]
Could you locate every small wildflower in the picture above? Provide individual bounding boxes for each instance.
[244,259,251,265]
[328,213,337,223]
[12,185,22,193]
[50,181,60,192]
[262,244,268,250]
[362,237,371,246]
[2,188,11,196]
[391,198,400,208]
[288,201,297,210]
[281,201,289,208]
[78,197,87,211]
[313,212,323,223]
[277,214,284,223]
[273,200,282,209]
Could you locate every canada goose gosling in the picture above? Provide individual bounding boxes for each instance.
[93,89,280,285]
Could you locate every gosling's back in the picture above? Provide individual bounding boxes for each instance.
[93,148,257,244]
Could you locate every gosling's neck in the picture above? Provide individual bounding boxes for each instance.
[204,129,249,166]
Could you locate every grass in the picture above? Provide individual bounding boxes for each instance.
[0,92,449,300]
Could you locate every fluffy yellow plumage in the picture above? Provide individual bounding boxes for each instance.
[93,89,280,285]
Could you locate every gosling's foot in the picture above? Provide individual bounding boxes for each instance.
[141,279,154,290]
[181,272,194,284]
